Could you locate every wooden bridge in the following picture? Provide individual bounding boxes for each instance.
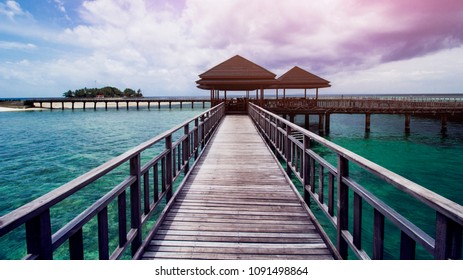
[25,97,210,110]
[0,102,462,260]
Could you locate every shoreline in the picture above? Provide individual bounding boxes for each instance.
[0,106,48,112]
[0,101,198,112]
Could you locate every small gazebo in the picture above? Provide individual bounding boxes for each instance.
[196,55,277,106]
[273,66,331,100]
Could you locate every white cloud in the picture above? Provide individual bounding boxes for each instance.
[329,47,463,94]
[0,0,28,19]
[1,0,462,97]
[0,41,36,50]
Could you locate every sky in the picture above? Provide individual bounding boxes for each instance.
[0,0,463,98]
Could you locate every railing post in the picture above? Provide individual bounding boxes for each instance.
[200,115,205,149]
[25,210,53,260]
[435,212,463,259]
[285,124,292,176]
[303,135,311,206]
[337,155,349,259]
[165,135,173,201]
[130,153,141,257]
[183,124,190,174]
[373,209,385,259]
[194,118,199,159]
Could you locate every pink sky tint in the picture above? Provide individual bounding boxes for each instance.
[1,0,462,97]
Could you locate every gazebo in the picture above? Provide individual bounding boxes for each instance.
[196,55,277,107]
[273,66,331,100]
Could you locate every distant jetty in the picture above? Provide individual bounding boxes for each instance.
[0,100,35,109]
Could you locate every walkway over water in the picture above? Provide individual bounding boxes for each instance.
[1,102,462,260]
[139,116,335,260]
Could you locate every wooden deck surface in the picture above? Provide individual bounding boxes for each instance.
[141,115,334,260]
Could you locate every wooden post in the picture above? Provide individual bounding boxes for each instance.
[319,114,325,134]
[105,102,108,110]
[283,88,286,99]
[337,155,349,259]
[435,212,463,259]
[129,154,141,257]
[116,102,119,110]
[183,124,190,174]
[276,88,279,100]
[365,113,371,133]
[285,124,292,176]
[325,113,330,134]
[373,209,385,259]
[260,87,264,107]
[405,114,411,133]
[441,115,448,133]
[353,193,362,249]
[69,228,84,260]
[94,102,97,110]
[303,135,311,206]
[25,210,53,260]
[289,114,295,123]
[194,119,199,159]
[61,102,64,110]
[304,88,307,99]
[83,102,86,110]
[304,114,310,130]
[98,207,109,260]
[165,135,173,201]
[316,88,319,100]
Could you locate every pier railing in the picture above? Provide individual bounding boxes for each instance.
[249,103,463,260]
[0,103,225,260]
[259,97,463,114]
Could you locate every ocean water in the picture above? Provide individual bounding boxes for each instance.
[293,113,463,259]
[1,103,463,259]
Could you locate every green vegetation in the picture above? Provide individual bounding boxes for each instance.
[63,87,143,98]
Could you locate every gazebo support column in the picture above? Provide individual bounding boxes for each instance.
[260,87,264,107]
[304,114,310,130]
[304,88,307,99]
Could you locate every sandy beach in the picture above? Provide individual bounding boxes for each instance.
[0,106,48,112]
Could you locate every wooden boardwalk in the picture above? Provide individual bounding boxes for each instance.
[141,115,335,260]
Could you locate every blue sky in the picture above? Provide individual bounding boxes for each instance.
[1,0,463,97]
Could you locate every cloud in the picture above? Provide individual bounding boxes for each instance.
[0,41,36,50]
[0,0,29,19]
[1,0,462,97]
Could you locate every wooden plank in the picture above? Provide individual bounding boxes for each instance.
[142,251,333,260]
[140,115,334,260]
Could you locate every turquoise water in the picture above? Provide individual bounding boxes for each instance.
[0,106,207,259]
[1,105,463,259]
[294,113,463,259]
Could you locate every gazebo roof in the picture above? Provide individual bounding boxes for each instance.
[196,55,277,90]
[274,66,331,89]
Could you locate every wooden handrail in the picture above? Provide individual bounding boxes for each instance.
[0,103,225,260]
[249,102,463,260]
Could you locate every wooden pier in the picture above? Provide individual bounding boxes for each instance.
[139,115,336,260]
[26,97,210,110]
[0,102,462,260]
